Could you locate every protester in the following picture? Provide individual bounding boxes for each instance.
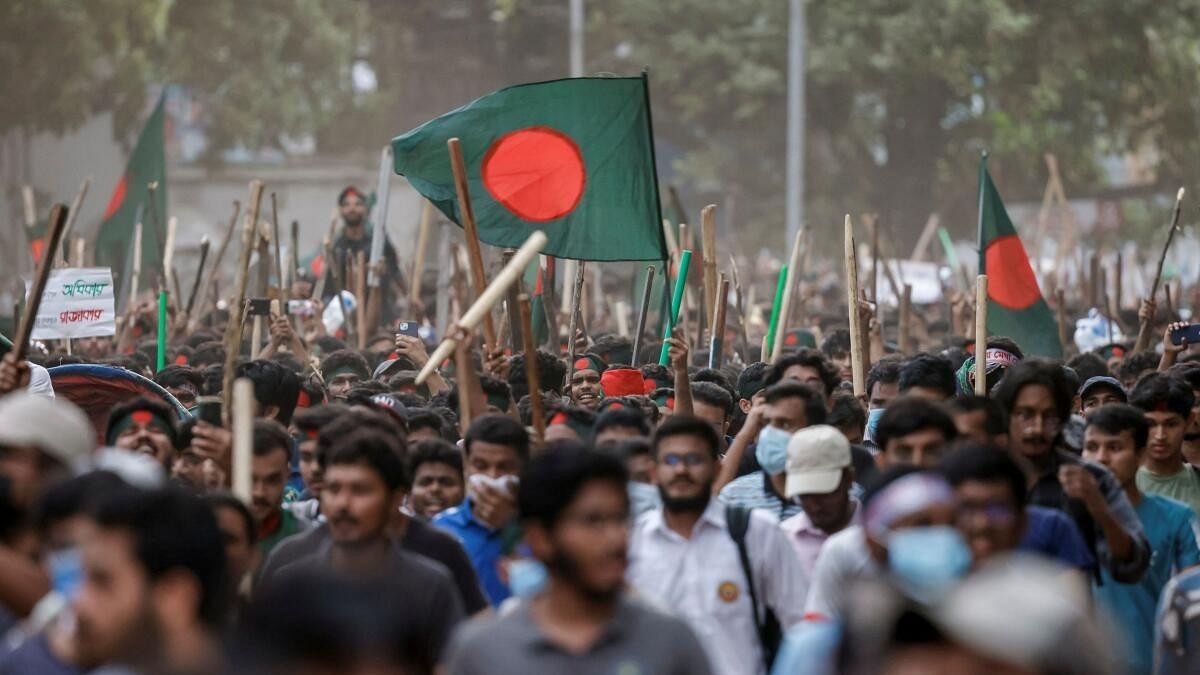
[780,424,860,577]
[872,396,959,468]
[250,419,312,557]
[1079,375,1128,414]
[593,406,652,446]
[568,353,606,409]
[946,395,1009,446]
[407,439,466,519]
[763,350,841,406]
[320,349,371,401]
[1129,372,1200,516]
[898,353,958,401]
[627,415,807,675]
[104,396,180,470]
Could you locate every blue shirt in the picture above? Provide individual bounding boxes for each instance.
[1155,565,1200,675]
[433,497,520,606]
[1019,506,1095,571]
[1094,495,1200,675]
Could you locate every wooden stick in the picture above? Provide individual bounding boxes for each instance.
[662,218,680,265]
[1134,187,1185,352]
[772,225,805,362]
[899,284,913,354]
[60,177,91,267]
[162,216,178,290]
[709,276,730,369]
[369,144,392,289]
[564,261,587,388]
[128,223,143,309]
[728,253,752,365]
[355,251,368,350]
[410,200,433,304]
[251,220,271,359]
[700,204,718,330]
[447,138,498,354]
[1114,252,1124,313]
[845,215,865,397]
[518,294,545,443]
[13,205,68,361]
[222,181,265,420]
[21,186,36,230]
[416,231,548,385]
[185,236,210,318]
[311,211,338,301]
[975,275,989,396]
[72,237,86,268]
[502,249,523,352]
[1055,289,1071,355]
[271,193,284,299]
[231,378,254,502]
[909,213,940,262]
[191,201,240,332]
[631,265,655,366]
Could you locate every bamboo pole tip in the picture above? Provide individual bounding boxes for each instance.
[701,204,716,217]
[1177,187,1185,201]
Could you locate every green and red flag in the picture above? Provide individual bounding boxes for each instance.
[391,75,667,262]
[977,155,1063,358]
[96,94,168,288]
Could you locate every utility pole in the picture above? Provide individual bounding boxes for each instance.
[785,0,806,248]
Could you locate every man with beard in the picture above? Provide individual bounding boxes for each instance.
[326,186,402,315]
[250,420,312,558]
[105,397,180,470]
[272,428,463,671]
[1130,372,1200,517]
[568,353,606,409]
[71,485,228,675]
[446,443,713,674]
[993,358,1149,582]
[75,335,114,362]
[627,415,807,675]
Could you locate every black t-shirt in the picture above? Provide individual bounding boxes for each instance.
[261,518,488,614]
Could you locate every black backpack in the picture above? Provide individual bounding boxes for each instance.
[726,504,783,669]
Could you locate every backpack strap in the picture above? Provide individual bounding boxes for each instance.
[726,504,770,667]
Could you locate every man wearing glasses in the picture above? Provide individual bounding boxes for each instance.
[992,359,1149,583]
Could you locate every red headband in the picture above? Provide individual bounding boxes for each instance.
[600,368,645,397]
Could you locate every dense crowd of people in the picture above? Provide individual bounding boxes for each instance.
[0,186,1197,675]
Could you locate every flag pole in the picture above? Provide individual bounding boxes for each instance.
[447,138,498,354]
[518,294,545,444]
[631,264,655,366]
[975,275,988,396]
[13,205,68,362]
[410,200,433,305]
[763,266,788,362]
[845,214,865,397]
[222,181,265,422]
[185,236,210,323]
[1133,187,1185,353]
[157,290,167,372]
[771,225,805,362]
[659,251,692,366]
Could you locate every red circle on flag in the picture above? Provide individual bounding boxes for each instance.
[985,235,1041,310]
[481,127,586,222]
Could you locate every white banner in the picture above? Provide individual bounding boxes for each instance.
[26,268,117,340]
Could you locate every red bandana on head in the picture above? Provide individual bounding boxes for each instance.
[600,368,645,398]
[131,410,154,425]
[174,354,188,365]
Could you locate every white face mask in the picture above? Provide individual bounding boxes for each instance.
[468,473,519,496]
[755,425,792,475]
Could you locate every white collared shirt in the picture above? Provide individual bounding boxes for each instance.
[626,499,809,675]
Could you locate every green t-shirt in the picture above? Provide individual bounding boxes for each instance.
[1136,465,1200,518]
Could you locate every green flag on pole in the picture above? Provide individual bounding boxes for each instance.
[977,154,1063,358]
[96,93,168,288]
[391,76,667,262]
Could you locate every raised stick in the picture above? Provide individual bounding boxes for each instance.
[631,265,655,366]
[231,378,254,502]
[700,204,718,330]
[271,193,284,299]
[128,222,143,309]
[763,265,789,362]
[191,201,240,332]
[59,177,91,266]
[447,138,498,353]
[898,283,913,354]
[416,231,548,385]
[13,205,68,361]
[518,294,545,443]
[975,275,989,396]
[311,210,338,301]
[845,215,865,397]
[185,236,211,318]
[162,216,178,290]
[222,181,265,420]
[771,225,805,362]
[410,200,433,304]
[1134,187,1185,353]
[709,276,730,369]
[355,251,368,350]
[565,261,587,388]
[1055,289,1071,355]
[658,251,693,366]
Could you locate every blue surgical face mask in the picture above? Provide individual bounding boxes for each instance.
[508,558,548,599]
[755,426,792,475]
[886,525,971,604]
[47,547,83,599]
[866,407,885,441]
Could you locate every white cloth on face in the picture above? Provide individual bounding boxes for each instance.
[626,499,809,675]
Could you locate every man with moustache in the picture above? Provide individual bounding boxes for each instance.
[105,397,180,470]
[249,420,313,557]
[627,415,807,675]
[446,443,714,673]
[326,187,402,317]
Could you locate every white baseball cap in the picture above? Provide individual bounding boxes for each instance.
[0,392,94,467]
[785,424,851,497]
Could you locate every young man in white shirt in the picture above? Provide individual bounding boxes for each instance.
[627,415,808,675]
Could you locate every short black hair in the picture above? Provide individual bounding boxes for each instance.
[1169,363,1200,392]
[691,381,734,418]
[405,407,455,442]
[1085,403,1150,450]
[875,396,958,451]
[820,328,852,358]
[507,349,567,399]
[1067,352,1110,382]
[866,356,904,398]
[898,353,957,398]
[464,414,530,463]
[1118,351,1161,385]
[595,407,651,439]
[947,395,1008,437]
[205,491,258,545]
[253,419,293,463]
[651,414,721,460]
[828,393,867,432]
[344,380,391,406]
[91,485,229,626]
[764,349,841,396]
[325,430,408,491]
[191,341,226,369]
[320,350,371,381]
[154,364,204,392]
[518,441,628,530]
[993,358,1074,422]
[236,359,301,425]
[762,381,828,426]
[735,362,772,401]
[611,437,653,460]
[692,368,736,402]
[292,404,350,436]
[640,363,673,391]
[34,471,128,535]
[939,444,1028,511]
[591,334,634,367]
[317,409,408,468]
[407,440,464,488]
[1130,372,1196,419]
[313,335,347,356]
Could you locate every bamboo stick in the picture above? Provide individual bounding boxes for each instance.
[518,294,545,444]
[975,275,989,396]
[13,205,68,361]
[845,215,865,396]
[222,181,265,420]
[447,138,498,354]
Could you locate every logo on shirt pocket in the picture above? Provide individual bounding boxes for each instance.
[717,580,740,603]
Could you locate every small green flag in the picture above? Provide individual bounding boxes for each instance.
[977,155,1063,358]
[392,76,667,262]
[96,94,168,288]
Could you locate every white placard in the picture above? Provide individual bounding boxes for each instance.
[863,259,946,307]
[26,267,117,339]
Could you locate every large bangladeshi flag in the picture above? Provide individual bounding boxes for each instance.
[96,93,168,290]
[977,155,1063,358]
[391,75,668,262]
